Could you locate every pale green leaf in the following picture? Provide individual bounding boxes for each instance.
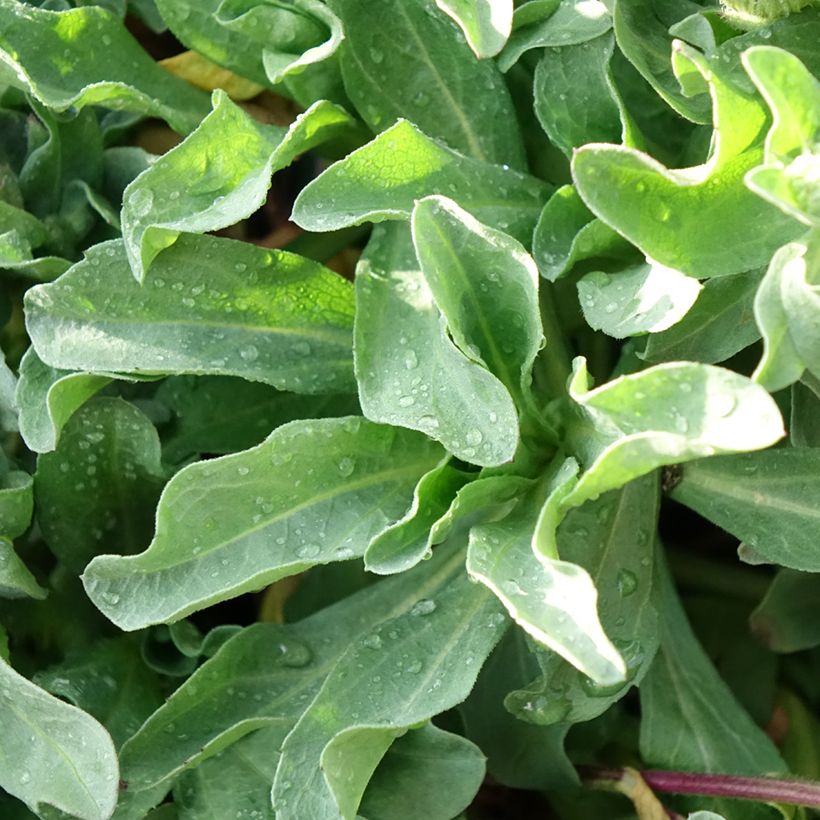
[411,195,543,404]
[0,656,119,820]
[291,120,550,244]
[467,478,627,686]
[0,537,46,600]
[335,0,524,167]
[751,570,820,653]
[752,241,806,392]
[779,232,820,382]
[83,417,443,630]
[0,471,33,540]
[354,224,520,466]
[271,568,506,820]
[578,260,701,339]
[122,91,356,281]
[0,347,17,433]
[364,458,471,575]
[435,0,513,58]
[117,543,474,792]
[24,235,356,394]
[15,348,111,454]
[563,359,785,510]
[35,397,166,573]
[641,271,762,364]
[670,448,820,571]
[0,0,210,133]
[500,0,612,71]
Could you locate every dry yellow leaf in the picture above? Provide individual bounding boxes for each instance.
[159,50,265,101]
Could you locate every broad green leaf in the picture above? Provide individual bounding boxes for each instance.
[534,33,624,157]
[752,241,806,391]
[15,348,111,453]
[460,629,576,790]
[751,570,820,653]
[291,120,550,244]
[335,0,524,167]
[0,0,210,133]
[156,375,359,464]
[572,43,804,277]
[641,271,762,364]
[505,475,659,726]
[0,537,46,600]
[118,543,478,791]
[500,0,612,71]
[34,637,164,747]
[435,0,513,58]
[577,260,701,339]
[35,397,166,573]
[83,417,443,630]
[0,471,33,540]
[411,195,543,405]
[670,448,820,571]
[354,224,520,466]
[25,235,356,394]
[466,478,627,686]
[613,0,710,123]
[122,91,356,281]
[365,459,471,575]
[532,185,634,282]
[0,656,119,820]
[271,568,506,820]
[779,233,820,382]
[743,46,820,226]
[640,555,786,777]
[358,723,486,820]
[563,359,785,510]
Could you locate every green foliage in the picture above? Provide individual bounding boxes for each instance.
[0,0,818,818]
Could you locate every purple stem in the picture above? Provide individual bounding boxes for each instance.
[641,770,820,808]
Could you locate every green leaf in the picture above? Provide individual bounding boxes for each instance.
[25,235,356,394]
[335,0,524,167]
[577,260,702,339]
[533,32,623,157]
[354,224,520,466]
[612,0,710,123]
[641,271,762,364]
[533,185,634,282]
[411,195,543,405]
[500,0,612,71]
[791,375,820,447]
[751,570,820,653]
[271,567,506,820]
[359,723,486,820]
[0,537,46,600]
[563,358,785,510]
[743,46,820,226]
[35,397,166,573]
[0,656,119,820]
[669,448,820,571]
[291,120,550,244]
[117,543,482,791]
[122,91,357,281]
[15,348,111,454]
[572,43,804,277]
[639,555,786,776]
[83,417,443,630]
[34,637,164,748]
[435,0,513,58]
[0,0,210,133]
[364,458,471,575]
[466,476,627,686]
[505,475,659,726]
[0,347,17,433]
[156,375,359,464]
[752,241,807,391]
[0,471,33,540]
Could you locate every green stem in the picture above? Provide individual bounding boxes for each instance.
[536,282,572,398]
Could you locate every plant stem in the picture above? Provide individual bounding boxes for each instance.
[537,283,573,397]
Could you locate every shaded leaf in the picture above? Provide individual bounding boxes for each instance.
[0,471,33,540]
[0,537,46,600]
[751,570,820,653]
